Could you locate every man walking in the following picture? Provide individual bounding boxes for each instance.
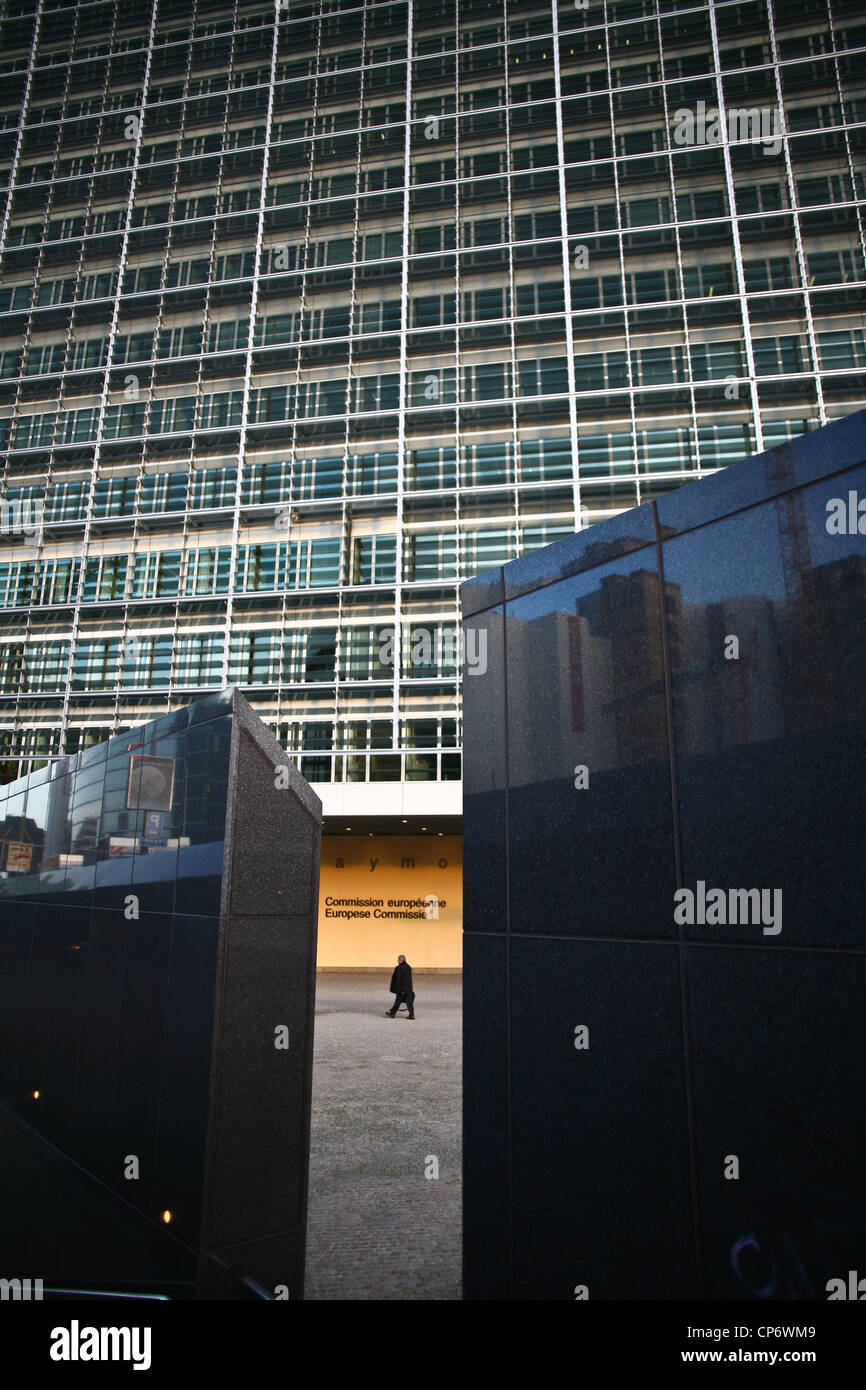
[386,954,415,1019]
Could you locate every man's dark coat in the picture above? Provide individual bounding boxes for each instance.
[390,961,413,995]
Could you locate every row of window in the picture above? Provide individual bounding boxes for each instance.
[4,85,141,123]
[565,181,864,239]
[409,97,865,142]
[2,266,863,393]
[7,330,856,453]
[267,158,864,212]
[404,337,838,400]
[0,253,257,314]
[10,168,851,251]
[5,49,861,131]
[255,98,861,148]
[3,466,234,522]
[12,125,268,185]
[410,19,866,63]
[0,715,460,765]
[23,10,283,62]
[23,8,856,72]
[0,323,250,380]
[2,224,861,334]
[0,618,483,692]
[43,13,852,85]
[6,161,862,297]
[251,254,859,338]
[0,541,338,602]
[19,101,849,204]
[0,421,810,538]
[245,438,575,496]
[4,391,244,449]
[9,67,862,153]
[6,105,861,185]
[4,194,255,247]
[0,520,575,607]
[254,340,833,423]
[0,439,572,526]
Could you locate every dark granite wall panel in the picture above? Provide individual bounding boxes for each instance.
[509,938,695,1300]
[504,549,676,939]
[685,946,866,1301]
[664,463,866,950]
[461,608,509,935]
[462,932,510,1300]
[0,689,320,1299]
[463,410,866,1300]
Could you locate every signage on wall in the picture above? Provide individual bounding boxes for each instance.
[126,755,175,812]
[322,894,448,921]
[109,837,139,858]
[317,834,463,968]
[5,841,32,872]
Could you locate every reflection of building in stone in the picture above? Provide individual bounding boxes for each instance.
[676,551,866,752]
[590,567,677,768]
[507,564,681,785]
[796,554,866,733]
[677,592,787,752]
[41,771,71,868]
[506,607,605,787]
[506,543,866,781]
[0,813,44,874]
[462,607,506,796]
[463,415,866,1305]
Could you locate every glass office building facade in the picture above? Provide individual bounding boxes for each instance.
[0,0,864,811]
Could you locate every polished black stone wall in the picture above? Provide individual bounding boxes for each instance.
[0,688,321,1300]
[462,410,866,1301]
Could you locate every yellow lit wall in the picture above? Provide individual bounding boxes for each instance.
[317,835,462,968]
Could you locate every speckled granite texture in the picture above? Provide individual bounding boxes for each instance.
[0,688,321,1300]
[462,410,866,1300]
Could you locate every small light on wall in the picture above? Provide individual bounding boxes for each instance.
[32,1089,40,1099]
[162,1210,173,1224]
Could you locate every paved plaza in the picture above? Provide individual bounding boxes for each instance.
[305,971,462,1300]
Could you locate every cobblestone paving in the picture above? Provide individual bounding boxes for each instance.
[305,971,462,1301]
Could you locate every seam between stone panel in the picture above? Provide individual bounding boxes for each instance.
[500,564,513,1298]
[464,929,866,954]
[300,824,321,1300]
[463,428,866,618]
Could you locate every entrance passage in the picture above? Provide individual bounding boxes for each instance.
[305,972,461,1300]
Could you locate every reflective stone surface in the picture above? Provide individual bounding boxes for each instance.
[505,547,676,939]
[0,689,321,1300]
[462,411,866,1300]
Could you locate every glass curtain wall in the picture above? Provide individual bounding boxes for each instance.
[0,0,864,785]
